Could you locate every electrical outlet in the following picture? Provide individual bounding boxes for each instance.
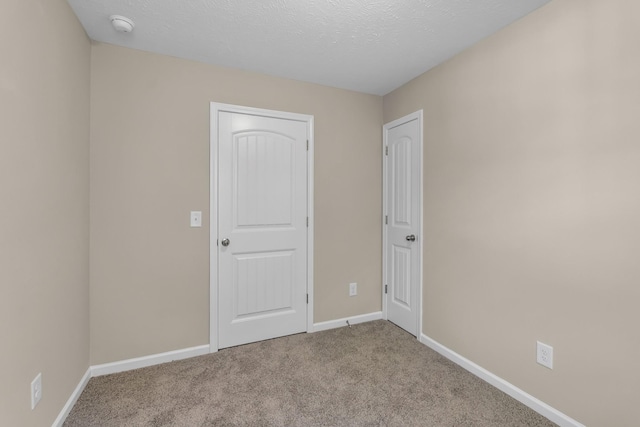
[349,282,357,296]
[536,341,553,369]
[31,373,42,409]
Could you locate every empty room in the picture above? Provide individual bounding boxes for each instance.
[2,0,637,426]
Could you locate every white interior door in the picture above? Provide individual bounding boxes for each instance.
[383,111,422,337]
[215,107,310,349]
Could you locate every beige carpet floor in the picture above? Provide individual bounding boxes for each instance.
[64,320,557,426]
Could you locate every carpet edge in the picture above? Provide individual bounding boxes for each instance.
[311,311,383,332]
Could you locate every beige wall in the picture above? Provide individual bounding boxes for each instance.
[9,1,629,423]
[384,0,639,425]
[90,43,383,364]
[0,0,91,426]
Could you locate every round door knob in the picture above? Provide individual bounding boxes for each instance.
[221,238,230,247]
[406,234,416,242]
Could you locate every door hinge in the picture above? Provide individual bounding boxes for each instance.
[385,146,388,156]
[307,294,309,304]
[385,284,388,294]
[385,215,388,225]
[307,140,309,151]
[307,217,309,227]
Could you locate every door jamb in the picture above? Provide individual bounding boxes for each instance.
[382,110,424,339]
[209,102,315,353]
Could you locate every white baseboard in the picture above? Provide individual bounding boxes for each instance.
[52,367,91,427]
[91,344,210,377]
[312,311,383,332]
[419,334,585,427]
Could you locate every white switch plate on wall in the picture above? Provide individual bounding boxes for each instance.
[190,211,202,227]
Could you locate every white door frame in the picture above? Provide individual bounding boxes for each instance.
[382,110,424,339]
[209,102,314,352]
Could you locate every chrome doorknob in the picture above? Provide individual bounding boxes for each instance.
[406,234,416,242]
[221,238,230,247]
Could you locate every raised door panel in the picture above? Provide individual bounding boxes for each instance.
[391,137,413,228]
[234,132,294,228]
[233,251,295,320]
[392,245,411,310]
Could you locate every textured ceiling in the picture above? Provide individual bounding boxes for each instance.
[66,0,550,95]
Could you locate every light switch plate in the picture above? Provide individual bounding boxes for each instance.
[190,211,202,227]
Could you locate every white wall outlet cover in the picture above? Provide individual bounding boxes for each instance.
[536,341,553,369]
[349,282,357,296]
[190,211,202,227]
[31,373,42,410]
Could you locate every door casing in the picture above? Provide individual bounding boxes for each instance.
[382,110,424,338]
[209,102,314,352]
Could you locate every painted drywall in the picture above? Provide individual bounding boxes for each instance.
[90,43,383,364]
[384,0,639,425]
[0,0,91,426]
